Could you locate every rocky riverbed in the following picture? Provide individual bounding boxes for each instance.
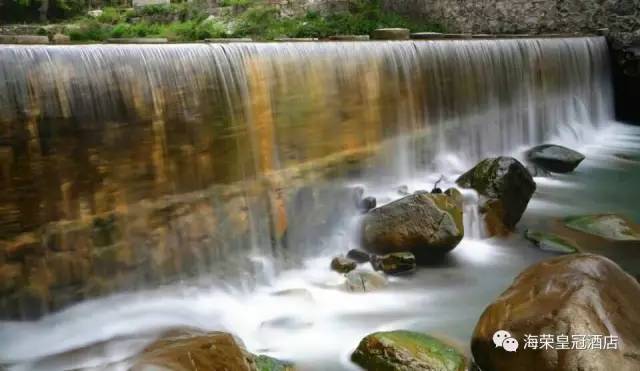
[1,123,639,371]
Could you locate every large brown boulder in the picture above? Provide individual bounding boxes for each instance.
[361,189,464,260]
[132,330,294,371]
[457,157,535,236]
[471,254,640,371]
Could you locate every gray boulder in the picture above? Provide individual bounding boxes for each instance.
[526,144,585,173]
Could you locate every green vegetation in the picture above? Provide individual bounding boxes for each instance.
[3,0,444,42]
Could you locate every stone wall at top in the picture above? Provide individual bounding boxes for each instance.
[382,0,640,124]
[381,0,639,34]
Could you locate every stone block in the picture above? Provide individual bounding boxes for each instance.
[371,28,410,40]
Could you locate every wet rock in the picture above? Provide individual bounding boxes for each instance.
[526,144,585,173]
[331,256,357,273]
[132,330,255,371]
[347,249,370,263]
[471,254,640,371]
[371,28,410,40]
[370,252,416,274]
[357,196,377,213]
[345,270,387,292]
[457,157,535,236]
[352,330,468,371]
[565,214,640,241]
[361,188,464,260]
[526,164,551,178]
[133,329,296,371]
[524,230,580,254]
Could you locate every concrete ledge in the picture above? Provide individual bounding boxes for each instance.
[371,28,410,40]
[442,33,473,39]
[106,38,168,44]
[0,35,49,44]
[204,38,253,43]
[411,32,445,40]
[274,37,319,42]
[328,35,370,41]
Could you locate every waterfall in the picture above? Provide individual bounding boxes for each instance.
[0,37,614,319]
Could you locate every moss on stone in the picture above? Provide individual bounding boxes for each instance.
[525,230,580,254]
[352,330,467,371]
[565,214,640,241]
[254,355,295,371]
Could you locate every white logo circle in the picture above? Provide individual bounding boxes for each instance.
[502,337,519,352]
[492,330,512,348]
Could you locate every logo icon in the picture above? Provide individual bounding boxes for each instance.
[493,330,519,352]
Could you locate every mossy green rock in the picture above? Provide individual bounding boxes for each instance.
[331,256,357,273]
[361,188,464,260]
[525,230,580,254]
[457,157,535,235]
[254,355,295,371]
[371,252,416,274]
[352,330,467,371]
[565,214,640,241]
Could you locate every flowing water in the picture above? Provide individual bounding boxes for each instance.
[1,37,636,370]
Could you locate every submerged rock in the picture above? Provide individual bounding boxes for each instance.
[526,144,585,173]
[370,252,416,274]
[345,270,387,292]
[565,214,640,241]
[471,254,640,371]
[352,330,468,371]
[457,157,535,236]
[331,256,357,273]
[361,189,464,260]
[524,230,580,254]
[347,249,370,263]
